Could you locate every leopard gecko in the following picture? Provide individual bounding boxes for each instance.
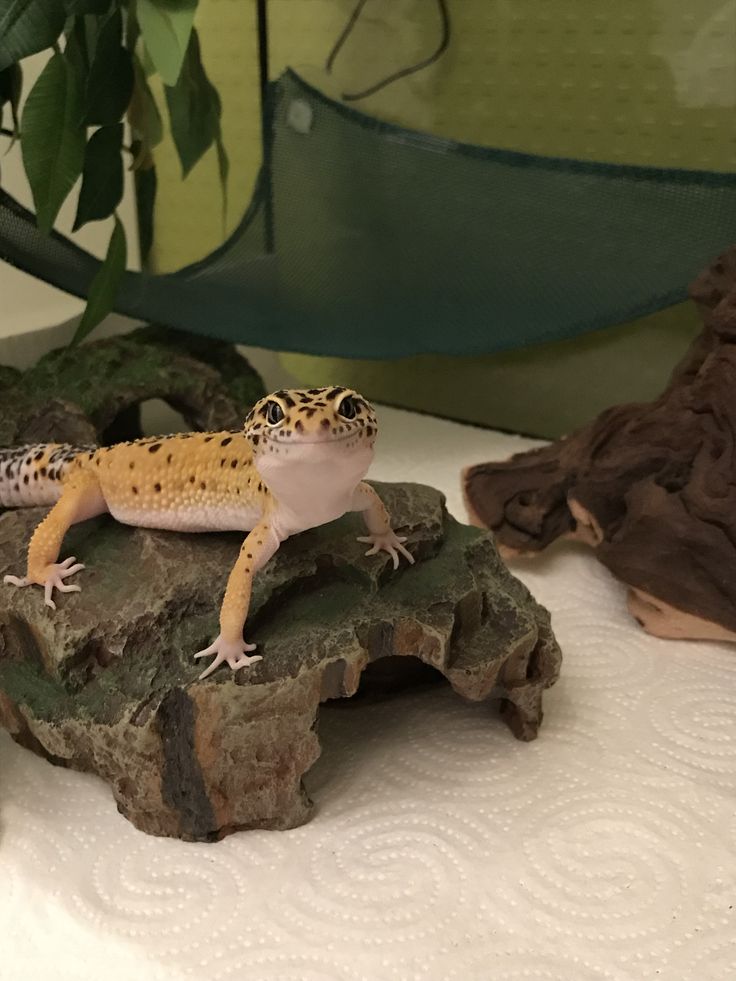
[1,387,414,679]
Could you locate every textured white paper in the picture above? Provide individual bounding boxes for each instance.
[1,406,735,981]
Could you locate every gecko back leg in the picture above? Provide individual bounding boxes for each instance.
[4,469,108,609]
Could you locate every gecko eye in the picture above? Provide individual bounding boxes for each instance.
[265,401,285,426]
[337,396,358,420]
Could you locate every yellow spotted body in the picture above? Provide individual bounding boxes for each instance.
[89,430,265,533]
[3,388,413,679]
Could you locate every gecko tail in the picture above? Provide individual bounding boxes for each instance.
[0,443,96,508]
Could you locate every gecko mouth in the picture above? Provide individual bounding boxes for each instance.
[262,430,368,446]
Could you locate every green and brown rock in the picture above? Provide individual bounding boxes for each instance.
[0,323,265,446]
[0,482,561,841]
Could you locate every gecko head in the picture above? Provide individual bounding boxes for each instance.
[244,387,377,477]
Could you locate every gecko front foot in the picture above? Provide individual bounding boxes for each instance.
[4,556,85,610]
[194,634,263,681]
[357,531,415,570]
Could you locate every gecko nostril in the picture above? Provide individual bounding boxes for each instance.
[320,418,330,429]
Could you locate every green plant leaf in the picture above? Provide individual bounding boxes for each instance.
[73,122,123,230]
[215,131,228,225]
[134,163,156,263]
[0,0,66,72]
[0,63,22,142]
[63,14,89,77]
[127,53,162,162]
[137,0,196,86]
[85,9,133,125]
[164,28,222,177]
[64,0,110,13]
[64,0,110,15]
[73,214,126,343]
[21,51,85,233]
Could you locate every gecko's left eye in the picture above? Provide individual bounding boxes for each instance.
[265,401,285,425]
[337,396,358,420]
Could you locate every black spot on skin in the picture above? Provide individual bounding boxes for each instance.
[231,460,237,468]
[96,458,100,465]
[40,467,46,477]
[34,450,43,461]
[257,483,262,492]
[129,461,135,470]
[221,436,232,447]
[154,483,162,493]
[200,482,206,490]
[189,475,195,483]
[204,436,213,443]
[326,387,344,400]
[247,552,252,559]
[220,459,226,467]
[148,443,161,453]
[132,486,138,494]
[14,483,19,492]
[33,472,38,480]
[167,454,173,464]
[23,474,28,484]
[366,425,374,437]
[301,407,317,418]
[307,388,322,395]
[252,435,260,447]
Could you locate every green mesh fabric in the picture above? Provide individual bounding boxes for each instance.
[1,70,735,358]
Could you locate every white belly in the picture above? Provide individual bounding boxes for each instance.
[108,503,262,533]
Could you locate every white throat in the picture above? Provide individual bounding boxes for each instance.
[256,437,373,537]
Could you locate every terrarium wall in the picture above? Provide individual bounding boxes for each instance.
[146,0,734,436]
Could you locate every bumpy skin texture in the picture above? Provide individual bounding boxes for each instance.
[2,387,414,678]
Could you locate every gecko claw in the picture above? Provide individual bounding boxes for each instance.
[5,558,85,609]
[357,531,415,569]
[195,634,262,680]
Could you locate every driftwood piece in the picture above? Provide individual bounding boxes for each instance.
[463,248,736,642]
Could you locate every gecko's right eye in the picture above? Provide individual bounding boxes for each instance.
[265,401,285,426]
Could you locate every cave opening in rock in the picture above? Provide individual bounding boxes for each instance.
[101,399,190,445]
[323,654,448,708]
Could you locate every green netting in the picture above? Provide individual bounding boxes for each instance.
[1,70,735,358]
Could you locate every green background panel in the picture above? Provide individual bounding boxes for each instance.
[146,0,735,435]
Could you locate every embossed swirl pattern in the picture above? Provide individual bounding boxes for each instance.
[2,410,736,979]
